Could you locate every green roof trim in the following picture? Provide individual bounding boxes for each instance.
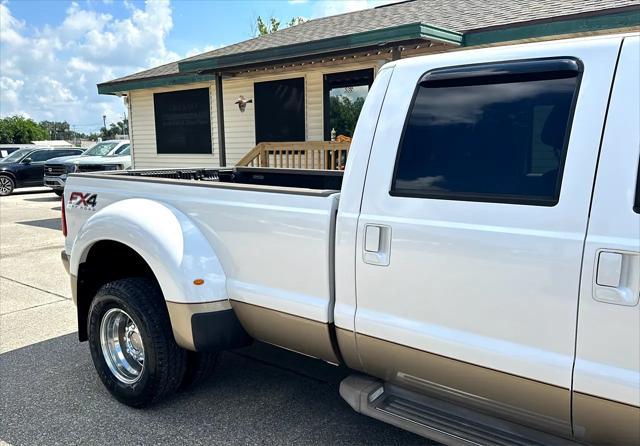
[178,23,463,72]
[463,8,640,46]
[97,73,217,95]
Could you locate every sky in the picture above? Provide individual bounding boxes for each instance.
[0,0,394,133]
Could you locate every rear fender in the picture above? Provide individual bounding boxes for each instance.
[70,198,227,305]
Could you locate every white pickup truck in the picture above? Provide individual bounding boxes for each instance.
[61,34,639,445]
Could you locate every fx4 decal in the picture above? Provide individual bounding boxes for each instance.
[68,192,98,210]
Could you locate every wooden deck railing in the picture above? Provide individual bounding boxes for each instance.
[236,141,351,170]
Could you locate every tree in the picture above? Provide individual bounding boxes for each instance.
[39,120,71,140]
[256,16,280,35]
[0,116,48,144]
[100,119,128,139]
[38,120,99,144]
[255,16,306,36]
[328,96,366,138]
[288,17,305,27]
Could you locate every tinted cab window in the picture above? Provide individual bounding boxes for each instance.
[392,59,581,206]
[114,144,130,155]
[30,150,80,161]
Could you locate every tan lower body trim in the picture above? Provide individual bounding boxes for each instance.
[70,274,78,306]
[573,392,640,445]
[166,300,231,351]
[336,328,364,372]
[356,333,572,437]
[230,300,340,364]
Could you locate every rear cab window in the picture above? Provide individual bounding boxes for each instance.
[391,58,582,206]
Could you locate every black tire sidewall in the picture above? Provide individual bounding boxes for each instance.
[88,286,163,406]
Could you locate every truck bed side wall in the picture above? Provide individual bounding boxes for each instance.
[65,176,340,358]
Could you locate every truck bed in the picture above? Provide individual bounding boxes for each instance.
[65,165,341,326]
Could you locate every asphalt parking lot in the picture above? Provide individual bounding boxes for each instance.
[0,189,428,446]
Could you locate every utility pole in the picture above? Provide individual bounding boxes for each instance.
[102,114,107,131]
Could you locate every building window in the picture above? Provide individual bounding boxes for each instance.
[324,68,373,141]
[254,77,305,144]
[153,88,212,154]
[391,59,581,206]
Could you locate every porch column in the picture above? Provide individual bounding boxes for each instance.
[215,73,227,167]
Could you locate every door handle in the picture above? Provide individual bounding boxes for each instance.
[594,250,640,306]
[363,224,391,266]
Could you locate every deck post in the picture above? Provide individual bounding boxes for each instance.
[215,73,227,167]
[391,46,401,61]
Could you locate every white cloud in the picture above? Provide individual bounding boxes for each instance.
[0,1,26,45]
[0,76,24,113]
[68,57,99,72]
[0,0,190,131]
[184,44,222,58]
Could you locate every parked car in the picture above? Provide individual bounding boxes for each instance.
[61,34,639,445]
[44,140,130,195]
[0,147,83,196]
[71,144,131,173]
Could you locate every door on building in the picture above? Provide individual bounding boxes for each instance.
[323,68,373,141]
[254,77,305,143]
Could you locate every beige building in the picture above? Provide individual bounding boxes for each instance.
[98,0,639,170]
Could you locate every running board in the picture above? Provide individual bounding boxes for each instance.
[339,375,578,446]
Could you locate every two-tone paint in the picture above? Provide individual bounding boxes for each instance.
[64,33,640,444]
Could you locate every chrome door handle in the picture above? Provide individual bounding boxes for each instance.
[363,224,391,266]
[594,250,640,306]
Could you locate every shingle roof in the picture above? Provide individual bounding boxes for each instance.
[101,0,638,86]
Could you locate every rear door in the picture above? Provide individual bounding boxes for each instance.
[353,38,621,436]
[23,150,71,185]
[572,36,640,445]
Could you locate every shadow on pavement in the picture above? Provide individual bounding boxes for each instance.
[2,189,52,197]
[16,218,62,231]
[0,334,428,446]
[22,196,60,202]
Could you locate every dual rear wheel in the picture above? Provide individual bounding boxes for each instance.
[88,278,218,407]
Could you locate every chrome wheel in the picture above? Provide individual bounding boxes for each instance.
[0,176,14,196]
[100,308,145,384]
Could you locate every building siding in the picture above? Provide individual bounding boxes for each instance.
[130,62,378,169]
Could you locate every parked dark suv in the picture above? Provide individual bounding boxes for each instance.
[0,147,84,196]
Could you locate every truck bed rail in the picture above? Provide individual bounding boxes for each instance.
[75,166,344,191]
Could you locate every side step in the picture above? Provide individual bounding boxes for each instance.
[339,375,578,446]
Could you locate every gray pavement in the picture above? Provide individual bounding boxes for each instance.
[0,189,427,446]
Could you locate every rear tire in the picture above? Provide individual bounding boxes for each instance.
[0,175,14,196]
[180,351,219,390]
[87,277,187,407]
